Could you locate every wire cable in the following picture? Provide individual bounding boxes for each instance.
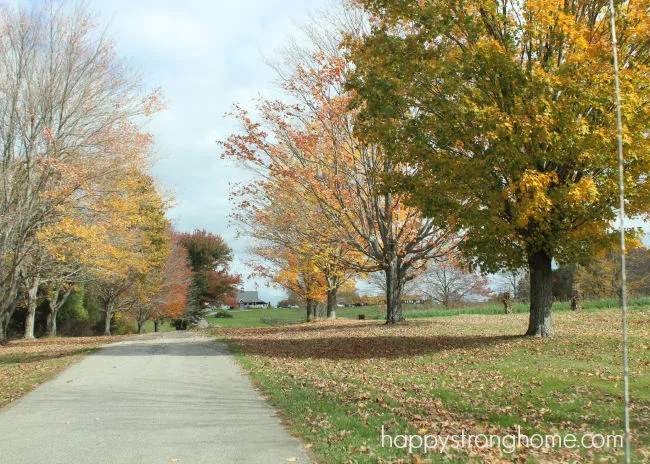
[608,1,631,462]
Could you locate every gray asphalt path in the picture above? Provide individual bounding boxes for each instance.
[0,332,310,464]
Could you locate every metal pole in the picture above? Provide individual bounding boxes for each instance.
[608,1,631,462]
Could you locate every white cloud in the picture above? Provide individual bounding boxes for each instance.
[87,0,332,302]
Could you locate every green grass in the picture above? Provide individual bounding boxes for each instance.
[206,297,650,329]
[206,306,389,328]
[219,307,650,463]
[134,320,176,334]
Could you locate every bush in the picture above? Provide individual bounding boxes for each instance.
[214,310,233,318]
[171,318,188,330]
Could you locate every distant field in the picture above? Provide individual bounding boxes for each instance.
[134,320,176,334]
[206,306,388,328]
[207,297,650,329]
[218,308,650,463]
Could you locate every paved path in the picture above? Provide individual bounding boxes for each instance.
[0,332,310,464]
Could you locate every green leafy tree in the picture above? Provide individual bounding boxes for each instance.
[347,0,650,336]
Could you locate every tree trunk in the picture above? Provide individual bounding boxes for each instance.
[0,284,21,344]
[326,288,337,319]
[502,291,512,314]
[23,275,41,340]
[0,309,10,345]
[104,310,113,336]
[46,309,58,337]
[0,319,6,345]
[525,250,554,337]
[45,289,72,337]
[306,299,315,322]
[24,305,37,340]
[137,321,143,334]
[385,263,405,324]
[154,319,159,332]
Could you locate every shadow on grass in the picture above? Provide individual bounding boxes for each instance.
[227,333,523,360]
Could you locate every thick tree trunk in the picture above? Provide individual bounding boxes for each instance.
[24,307,37,340]
[385,264,405,324]
[137,321,143,334]
[525,250,554,337]
[0,310,10,345]
[0,284,21,344]
[326,288,337,319]
[46,309,58,337]
[104,310,113,336]
[154,319,160,332]
[306,299,315,321]
[45,289,71,337]
[0,319,6,345]
[1,300,19,344]
[24,276,41,339]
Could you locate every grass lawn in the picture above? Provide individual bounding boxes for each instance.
[216,308,650,463]
[135,320,176,334]
[0,336,124,409]
[206,306,389,328]
[207,297,650,329]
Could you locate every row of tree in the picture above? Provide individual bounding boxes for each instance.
[223,0,650,337]
[0,4,240,342]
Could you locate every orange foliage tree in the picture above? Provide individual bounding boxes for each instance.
[132,232,193,333]
[222,29,456,323]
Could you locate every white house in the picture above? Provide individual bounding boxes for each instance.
[236,291,268,309]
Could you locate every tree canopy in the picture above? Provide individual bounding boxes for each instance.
[347,0,650,336]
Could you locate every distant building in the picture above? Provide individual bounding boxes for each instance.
[236,291,268,309]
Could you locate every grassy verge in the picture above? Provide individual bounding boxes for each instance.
[207,298,650,329]
[218,308,650,463]
[0,335,124,409]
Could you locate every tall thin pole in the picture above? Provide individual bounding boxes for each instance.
[608,1,631,462]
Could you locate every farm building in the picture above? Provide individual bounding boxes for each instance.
[236,291,269,309]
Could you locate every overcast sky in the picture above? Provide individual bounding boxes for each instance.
[81,0,332,303]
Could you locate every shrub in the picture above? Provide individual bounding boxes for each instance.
[214,310,233,318]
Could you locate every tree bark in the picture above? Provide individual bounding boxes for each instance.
[0,281,21,344]
[45,289,72,337]
[385,263,405,324]
[24,304,37,339]
[46,310,57,337]
[104,311,113,335]
[306,299,315,321]
[326,288,337,319]
[526,250,554,337]
[154,319,159,332]
[0,319,6,345]
[23,275,41,339]
[0,309,11,345]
